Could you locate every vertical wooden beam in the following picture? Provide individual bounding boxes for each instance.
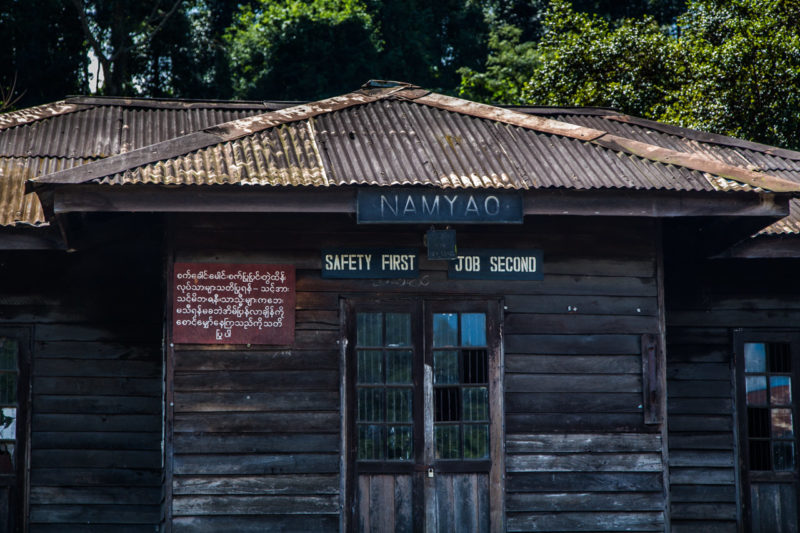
[489,299,506,533]
[655,219,671,533]
[163,214,175,533]
[339,297,349,533]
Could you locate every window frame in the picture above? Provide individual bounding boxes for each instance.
[734,330,800,532]
[0,326,31,533]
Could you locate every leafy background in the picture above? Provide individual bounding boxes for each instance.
[2,0,799,149]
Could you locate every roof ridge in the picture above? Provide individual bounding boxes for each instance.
[0,100,91,131]
[30,86,405,187]
[28,85,800,193]
[602,114,800,162]
[400,92,800,193]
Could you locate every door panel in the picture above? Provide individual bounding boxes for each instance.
[346,300,499,532]
[358,474,414,533]
[432,473,490,532]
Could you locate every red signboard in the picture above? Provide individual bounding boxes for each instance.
[172,263,295,345]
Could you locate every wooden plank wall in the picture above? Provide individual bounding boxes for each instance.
[172,213,666,532]
[665,253,800,533]
[0,223,164,532]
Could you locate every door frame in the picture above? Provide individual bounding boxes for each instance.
[734,329,800,532]
[339,297,505,532]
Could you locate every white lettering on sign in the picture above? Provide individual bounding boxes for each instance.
[454,255,481,272]
[324,253,373,271]
[381,254,416,271]
[173,263,295,344]
[490,255,537,272]
[378,193,502,219]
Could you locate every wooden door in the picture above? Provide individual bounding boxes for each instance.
[344,300,502,532]
[736,332,800,533]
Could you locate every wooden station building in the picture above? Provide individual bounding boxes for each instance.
[1,81,800,532]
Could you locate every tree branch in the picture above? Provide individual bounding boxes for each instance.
[70,0,113,87]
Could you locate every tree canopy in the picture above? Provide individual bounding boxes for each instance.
[2,0,799,151]
[459,0,800,149]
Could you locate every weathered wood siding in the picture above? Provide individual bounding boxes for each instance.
[172,213,666,532]
[0,225,163,532]
[665,255,800,533]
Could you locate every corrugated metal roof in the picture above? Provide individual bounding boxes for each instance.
[547,114,800,187]
[0,97,277,225]
[6,87,800,232]
[0,104,269,158]
[313,100,716,191]
[97,98,718,191]
[106,123,328,186]
[0,157,91,225]
[761,199,800,235]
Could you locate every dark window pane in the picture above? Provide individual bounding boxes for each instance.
[433,313,457,347]
[386,388,412,423]
[463,424,489,459]
[463,387,488,421]
[768,343,792,373]
[434,350,459,384]
[745,343,767,373]
[387,425,412,460]
[0,373,17,405]
[749,440,771,470]
[0,339,17,371]
[463,350,487,384]
[358,424,384,460]
[435,387,461,422]
[357,313,383,346]
[385,313,411,347]
[773,441,795,471]
[770,376,792,405]
[771,408,794,438]
[461,314,486,346]
[358,388,384,422]
[386,350,412,384]
[748,407,770,438]
[357,350,383,384]
[435,425,460,459]
[746,376,767,405]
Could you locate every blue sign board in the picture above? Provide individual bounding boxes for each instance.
[322,248,419,278]
[357,188,523,224]
[448,249,543,280]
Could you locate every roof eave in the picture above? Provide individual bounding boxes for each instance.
[43,183,792,219]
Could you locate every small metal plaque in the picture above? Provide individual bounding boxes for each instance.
[321,248,419,278]
[173,263,295,344]
[426,229,457,260]
[357,188,523,224]
[447,249,543,280]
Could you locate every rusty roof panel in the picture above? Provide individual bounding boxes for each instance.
[0,101,88,130]
[0,105,266,159]
[554,114,800,175]
[96,99,724,192]
[760,199,800,235]
[102,123,327,187]
[315,100,715,191]
[0,157,91,225]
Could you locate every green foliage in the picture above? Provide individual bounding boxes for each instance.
[459,24,539,104]
[225,0,489,100]
[660,0,800,149]
[225,0,380,100]
[522,1,683,116]
[459,0,800,149]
